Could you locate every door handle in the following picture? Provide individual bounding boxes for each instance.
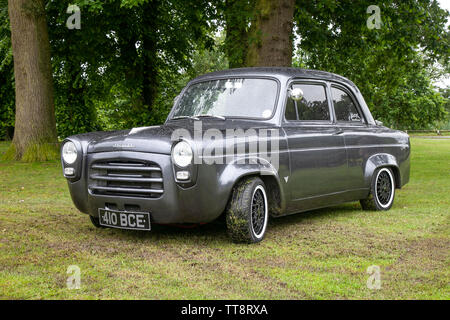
[334,129,344,135]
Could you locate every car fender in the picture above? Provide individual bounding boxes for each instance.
[364,153,400,188]
[216,155,287,216]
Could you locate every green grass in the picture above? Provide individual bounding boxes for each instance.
[0,138,448,299]
[408,132,450,136]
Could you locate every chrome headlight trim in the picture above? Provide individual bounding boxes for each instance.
[62,141,78,165]
[171,140,193,168]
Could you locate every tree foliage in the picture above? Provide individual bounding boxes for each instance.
[44,0,215,137]
[293,0,449,129]
[221,0,254,68]
[0,0,449,149]
[0,0,14,140]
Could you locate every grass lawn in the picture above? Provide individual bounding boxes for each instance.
[0,138,448,299]
[408,132,450,137]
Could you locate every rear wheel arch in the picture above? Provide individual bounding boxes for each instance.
[365,153,401,189]
[390,165,401,189]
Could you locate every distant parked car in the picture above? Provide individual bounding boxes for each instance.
[61,68,410,243]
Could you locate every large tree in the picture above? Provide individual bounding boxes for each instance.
[222,0,295,68]
[6,0,58,161]
[246,0,295,66]
[223,0,253,68]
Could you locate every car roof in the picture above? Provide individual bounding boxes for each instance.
[190,67,357,89]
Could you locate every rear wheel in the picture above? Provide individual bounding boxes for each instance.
[226,177,268,243]
[360,167,395,211]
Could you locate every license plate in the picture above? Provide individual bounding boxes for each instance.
[98,209,151,231]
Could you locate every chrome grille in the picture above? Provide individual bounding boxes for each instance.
[89,160,163,198]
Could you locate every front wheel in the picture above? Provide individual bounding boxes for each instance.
[360,167,396,211]
[226,177,269,243]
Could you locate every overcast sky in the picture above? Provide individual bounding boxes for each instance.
[438,0,450,12]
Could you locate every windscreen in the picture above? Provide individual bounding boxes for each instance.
[171,78,279,119]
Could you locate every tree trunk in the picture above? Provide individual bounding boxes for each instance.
[7,0,58,161]
[142,0,159,114]
[246,0,295,67]
[224,0,251,68]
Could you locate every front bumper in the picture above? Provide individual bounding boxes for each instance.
[66,151,227,224]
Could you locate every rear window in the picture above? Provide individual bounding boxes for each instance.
[331,87,362,122]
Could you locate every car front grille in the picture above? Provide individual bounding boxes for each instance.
[89,160,163,198]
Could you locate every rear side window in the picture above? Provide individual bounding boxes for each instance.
[284,84,330,121]
[331,87,362,122]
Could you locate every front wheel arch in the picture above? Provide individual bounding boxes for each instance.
[229,173,284,217]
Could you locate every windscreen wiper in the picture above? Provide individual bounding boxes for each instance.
[171,116,199,120]
[196,114,226,120]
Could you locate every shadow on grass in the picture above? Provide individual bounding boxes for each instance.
[93,202,363,243]
[270,202,362,228]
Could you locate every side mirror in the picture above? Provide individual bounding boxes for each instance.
[289,88,304,101]
[375,120,383,126]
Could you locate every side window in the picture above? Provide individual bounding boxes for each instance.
[331,87,362,122]
[284,84,330,121]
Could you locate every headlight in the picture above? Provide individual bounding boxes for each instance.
[172,141,193,167]
[62,141,78,164]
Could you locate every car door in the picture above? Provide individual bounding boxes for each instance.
[329,84,374,193]
[282,81,348,211]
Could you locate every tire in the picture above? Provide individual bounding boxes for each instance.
[360,167,396,211]
[89,215,105,228]
[226,177,269,243]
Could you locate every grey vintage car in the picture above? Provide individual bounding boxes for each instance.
[61,68,410,243]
